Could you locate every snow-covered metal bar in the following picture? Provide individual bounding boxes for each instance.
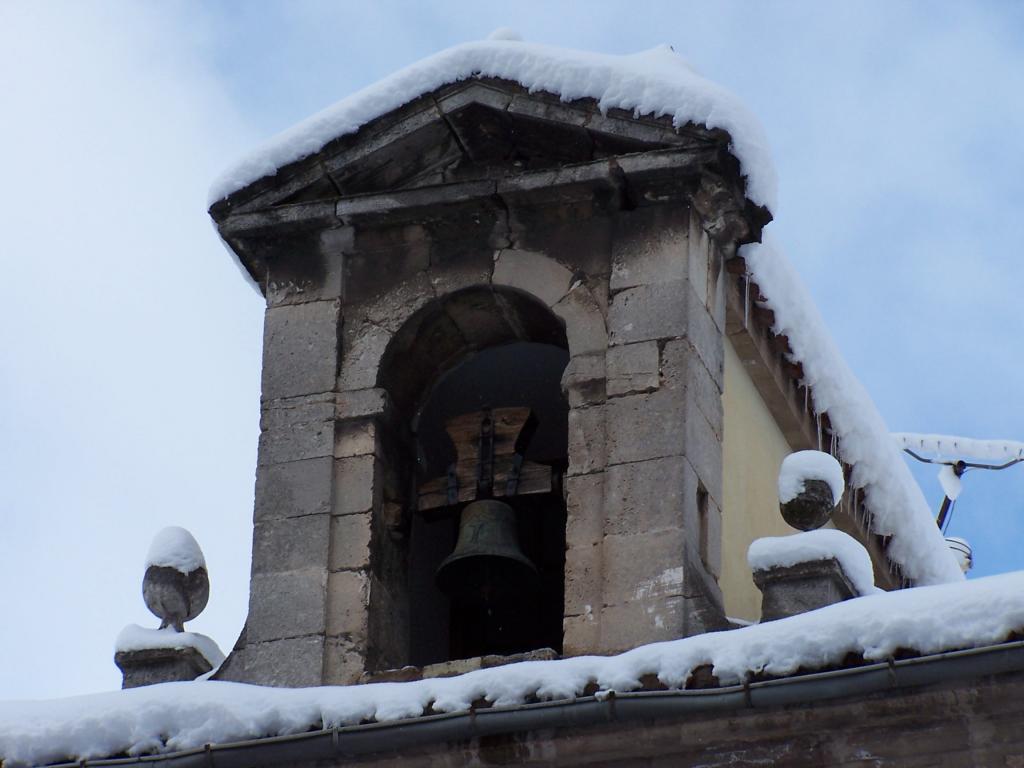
[894,432,1024,463]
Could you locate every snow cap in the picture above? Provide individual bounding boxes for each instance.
[748,529,879,596]
[146,527,206,574]
[937,464,963,501]
[115,624,225,667]
[209,38,777,209]
[778,450,845,506]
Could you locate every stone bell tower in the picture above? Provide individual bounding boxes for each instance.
[210,77,769,687]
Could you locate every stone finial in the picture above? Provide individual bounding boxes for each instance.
[114,629,222,689]
[142,526,209,632]
[115,527,222,689]
[778,450,844,531]
[748,529,877,622]
[752,558,857,622]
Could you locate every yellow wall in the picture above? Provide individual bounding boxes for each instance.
[720,340,796,622]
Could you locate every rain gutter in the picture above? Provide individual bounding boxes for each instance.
[42,640,1024,768]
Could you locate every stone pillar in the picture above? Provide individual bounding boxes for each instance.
[220,292,342,687]
[753,559,858,622]
[115,647,212,689]
[562,354,607,655]
[327,389,395,684]
[596,206,727,653]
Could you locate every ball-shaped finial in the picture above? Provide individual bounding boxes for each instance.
[778,450,845,531]
[142,527,210,632]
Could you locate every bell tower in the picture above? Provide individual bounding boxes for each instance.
[210,77,769,687]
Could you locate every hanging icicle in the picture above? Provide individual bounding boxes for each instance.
[743,272,751,327]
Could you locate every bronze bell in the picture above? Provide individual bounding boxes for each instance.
[436,499,539,600]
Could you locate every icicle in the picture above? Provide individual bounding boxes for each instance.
[816,413,822,451]
[803,385,809,413]
[743,273,751,327]
[830,431,838,457]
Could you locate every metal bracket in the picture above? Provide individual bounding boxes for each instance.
[505,453,524,497]
[476,409,495,498]
[446,463,459,506]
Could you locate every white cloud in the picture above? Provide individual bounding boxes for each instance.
[0,2,262,699]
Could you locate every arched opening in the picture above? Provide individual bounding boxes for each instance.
[374,287,569,669]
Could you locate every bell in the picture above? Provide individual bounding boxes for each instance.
[436,499,539,599]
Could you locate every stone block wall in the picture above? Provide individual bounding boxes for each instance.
[220,199,732,686]
[562,205,727,656]
[219,299,321,682]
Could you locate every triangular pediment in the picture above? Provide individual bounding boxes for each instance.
[211,78,725,219]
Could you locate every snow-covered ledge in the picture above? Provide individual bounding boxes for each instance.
[114,626,224,689]
[748,529,880,622]
[5,573,1023,766]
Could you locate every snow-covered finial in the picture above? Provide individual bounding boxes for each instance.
[487,27,523,42]
[142,526,210,632]
[778,450,845,531]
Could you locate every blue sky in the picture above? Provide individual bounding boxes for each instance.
[1,1,1022,700]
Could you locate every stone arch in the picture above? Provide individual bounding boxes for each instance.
[378,285,568,422]
[362,280,600,671]
[336,249,608,399]
[491,249,608,359]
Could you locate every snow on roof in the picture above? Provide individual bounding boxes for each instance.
[145,527,205,574]
[115,625,225,669]
[741,240,964,586]
[208,37,777,209]
[894,432,1024,463]
[748,529,880,596]
[4,571,1021,765]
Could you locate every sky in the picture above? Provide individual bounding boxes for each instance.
[1,1,1022,701]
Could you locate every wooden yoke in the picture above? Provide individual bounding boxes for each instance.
[417,407,553,513]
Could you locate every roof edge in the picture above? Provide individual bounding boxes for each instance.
[207,39,777,213]
[40,641,1024,768]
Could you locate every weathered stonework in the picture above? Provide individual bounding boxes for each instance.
[211,77,766,687]
[605,341,659,397]
[753,557,859,622]
[261,301,342,401]
[114,647,212,689]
